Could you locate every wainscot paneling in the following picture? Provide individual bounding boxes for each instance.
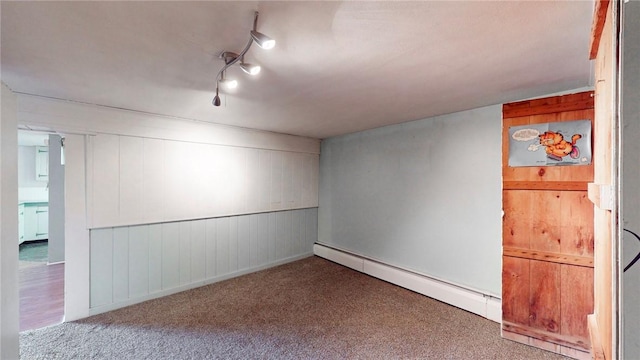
[89,208,318,313]
[87,134,319,229]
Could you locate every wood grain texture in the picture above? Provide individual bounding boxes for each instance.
[560,192,594,257]
[502,191,531,249]
[502,91,595,357]
[589,0,611,60]
[503,322,590,351]
[503,92,594,118]
[590,1,615,358]
[503,181,587,191]
[529,261,561,334]
[503,247,593,268]
[530,191,563,253]
[588,314,606,360]
[561,265,594,342]
[502,257,530,326]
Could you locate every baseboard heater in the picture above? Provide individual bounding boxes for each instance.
[313,243,501,323]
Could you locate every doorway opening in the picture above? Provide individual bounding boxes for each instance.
[17,129,65,331]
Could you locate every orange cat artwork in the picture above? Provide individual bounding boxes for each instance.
[538,131,581,161]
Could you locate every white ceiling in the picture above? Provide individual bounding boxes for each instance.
[1,1,594,139]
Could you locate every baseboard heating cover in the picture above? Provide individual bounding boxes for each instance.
[313,243,501,323]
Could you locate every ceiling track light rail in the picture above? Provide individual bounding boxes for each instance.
[212,11,275,107]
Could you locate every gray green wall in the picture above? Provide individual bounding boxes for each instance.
[318,105,502,296]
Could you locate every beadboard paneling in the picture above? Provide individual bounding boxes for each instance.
[87,134,319,229]
[89,208,318,311]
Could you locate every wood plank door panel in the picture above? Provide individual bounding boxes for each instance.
[502,91,594,359]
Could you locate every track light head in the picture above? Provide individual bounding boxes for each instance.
[220,78,238,89]
[219,71,238,89]
[240,62,261,75]
[250,30,275,50]
[213,88,221,106]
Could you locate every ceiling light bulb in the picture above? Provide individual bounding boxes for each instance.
[220,78,238,89]
[240,63,261,75]
[251,30,276,50]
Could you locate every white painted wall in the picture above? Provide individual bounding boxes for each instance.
[318,105,503,296]
[86,134,319,228]
[1,83,20,359]
[622,1,640,357]
[17,94,320,154]
[90,208,318,314]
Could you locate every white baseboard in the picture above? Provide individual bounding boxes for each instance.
[313,243,501,323]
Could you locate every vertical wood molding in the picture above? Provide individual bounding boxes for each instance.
[63,135,91,321]
[590,0,617,358]
[589,0,611,60]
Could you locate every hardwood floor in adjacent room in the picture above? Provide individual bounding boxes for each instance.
[19,263,64,332]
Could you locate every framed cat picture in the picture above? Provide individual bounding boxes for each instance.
[508,119,592,167]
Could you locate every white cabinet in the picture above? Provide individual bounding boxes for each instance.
[18,204,25,244]
[20,203,48,242]
[36,146,49,182]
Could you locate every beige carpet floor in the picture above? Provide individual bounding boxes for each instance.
[20,256,570,359]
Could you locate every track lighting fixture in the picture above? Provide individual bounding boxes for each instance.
[212,11,275,107]
[250,30,276,50]
[240,62,261,75]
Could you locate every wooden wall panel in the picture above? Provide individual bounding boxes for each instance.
[161,222,180,290]
[502,256,530,325]
[89,208,318,312]
[89,228,113,308]
[87,134,320,229]
[529,261,561,334]
[112,228,129,302]
[190,220,206,283]
[561,265,594,344]
[148,224,163,293]
[530,191,562,253]
[119,136,144,224]
[128,225,149,298]
[205,219,217,278]
[179,221,192,286]
[141,138,164,223]
[91,134,119,226]
[560,192,594,257]
[503,191,532,249]
[502,91,594,359]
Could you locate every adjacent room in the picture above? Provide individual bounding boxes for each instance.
[1,1,637,359]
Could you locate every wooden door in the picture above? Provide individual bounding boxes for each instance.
[501,92,594,359]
